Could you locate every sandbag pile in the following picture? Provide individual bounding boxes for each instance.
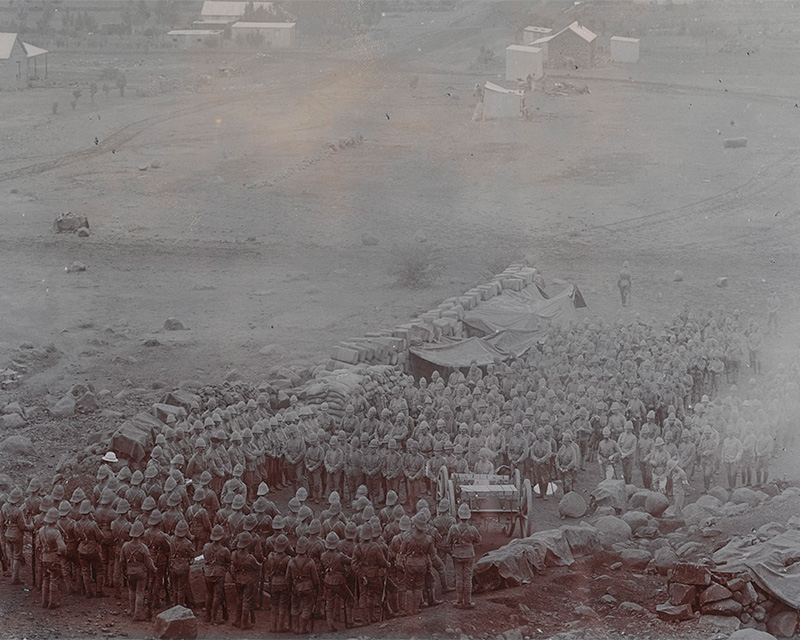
[300,365,400,418]
[657,563,799,637]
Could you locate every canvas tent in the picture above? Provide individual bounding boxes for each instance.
[480,82,524,120]
[506,45,543,82]
[409,283,585,377]
[462,283,586,335]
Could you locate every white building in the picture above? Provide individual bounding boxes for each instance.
[230,21,296,48]
[194,1,274,28]
[0,33,48,90]
[505,45,543,82]
[523,26,552,45]
[610,36,640,63]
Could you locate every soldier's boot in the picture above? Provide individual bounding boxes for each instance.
[49,580,61,609]
[128,588,137,618]
[396,589,407,616]
[83,571,95,598]
[134,591,147,621]
[11,558,21,585]
[414,588,425,615]
[96,573,107,597]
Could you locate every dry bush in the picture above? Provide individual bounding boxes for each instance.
[481,244,528,279]
[390,242,444,288]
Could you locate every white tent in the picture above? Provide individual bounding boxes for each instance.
[481,82,523,120]
[610,36,640,63]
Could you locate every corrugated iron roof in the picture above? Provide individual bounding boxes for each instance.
[506,44,542,53]
[22,42,48,58]
[168,30,222,36]
[610,36,639,43]
[484,82,524,96]
[565,21,597,43]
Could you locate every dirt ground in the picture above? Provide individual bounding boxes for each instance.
[1,1,800,638]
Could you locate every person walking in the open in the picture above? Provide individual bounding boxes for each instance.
[618,261,632,307]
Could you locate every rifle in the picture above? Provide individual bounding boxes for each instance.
[258,560,265,610]
[31,528,37,588]
[378,572,388,622]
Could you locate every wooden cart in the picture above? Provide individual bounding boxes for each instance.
[436,465,534,538]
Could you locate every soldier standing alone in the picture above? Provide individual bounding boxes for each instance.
[446,503,482,610]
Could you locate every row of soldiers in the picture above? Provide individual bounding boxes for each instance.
[3,465,482,633]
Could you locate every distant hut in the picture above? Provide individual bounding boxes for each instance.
[546,21,597,69]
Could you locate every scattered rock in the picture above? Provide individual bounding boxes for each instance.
[657,603,694,622]
[724,137,748,148]
[729,630,778,640]
[50,395,76,418]
[699,582,733,606]
[111,354,137,365]
[77,228,90,237]
[701,597,742,616]
[66,261,87,273]
[150,160,162,169]
[653,546,679,574]
[191,283,216,291]
[573,605,598,618]
[559,491,587,518]
[75,391,99,413]
[732,487,764,507]
[1,413,26,429]
[502,627,525,640]
[669,583,697,606]
[599,594,617,606]
[361,232,380,246]
[594,515,632,546]
[716,277,729,288]
[645,491,670,517]
[138,164,148,171]
[284,271,309,282]
[673,270,684,282]
[53,211,89,233]
[414,229,427,243]
[622,510,651,532]
[669,563,711,586]
[223,369,240,382]
[153,605,197,639]
[709,486,730,503]
[143,339,161,347]
[620,548,652,570]
[658,517,685,535]
[163,318,185,331]
[0,435,35,457]
[697,614,741,633]
[766,610,798,638]
[259,344,286,357]
[618,601,646,615]
[2,402,24,416]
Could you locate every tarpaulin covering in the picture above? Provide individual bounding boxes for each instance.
[410,337,506,368]
[484,328,548,358]
[713,529,800,609]
[463,284,586,335]
[473,523,600,591]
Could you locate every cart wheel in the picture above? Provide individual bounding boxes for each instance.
[513,468,521,493]
[437,466,449,504]
[448,479,456,516]
[521,479,534,537]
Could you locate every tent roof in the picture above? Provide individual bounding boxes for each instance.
[232,21,295,28]
[524,26,552,34]
[22,42,48,58]
[0,33,20,60]
[169,30,222,35]
[484,81,523,96]
[462,283,585,335]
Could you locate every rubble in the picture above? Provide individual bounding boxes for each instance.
[153,605,197,639]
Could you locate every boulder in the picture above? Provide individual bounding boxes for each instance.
[50,395,76,418]
[414,229,427,243]
[622,510,651,532]
[657,603,694,622]
[709,486,730,504]
[766,610,798,638]
[673,270,684,282]
[629,490,650,509]
[53,212,89,232]
[620,548,652,570]
[573,605,598,618]
[699,583,733,605]
[701,598,743,616]
[716,277,729,287]
[728,630,778,640]
[559,491,587,519]
[2,402,24,416]
[695,494,724,511]
[669,583,697,606]
[618,601,646,615]
[654,547,679,574]
[698,614,741,634]
[75,391,99,413]
[163,318,185,331]
[645,491,670,517]
[732,487,763,507]
[658,517,685,535]
[154,605,197,639]
[66,261,86,273]
[0,435,35,457]
[669,563,711,586]
[223,369,240,382]
[77,228,90,237]
[594,516,632,546]
[361,232,380,246]
[1,413,26,428]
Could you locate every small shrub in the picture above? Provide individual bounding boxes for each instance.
[390,242,444,288]
[481,244,527,280]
